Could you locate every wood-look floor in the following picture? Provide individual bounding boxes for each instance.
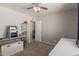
[14,41,54,56]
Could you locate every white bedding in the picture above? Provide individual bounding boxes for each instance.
[49,38,79,56]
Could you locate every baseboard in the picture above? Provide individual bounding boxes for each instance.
[41,41,55,46]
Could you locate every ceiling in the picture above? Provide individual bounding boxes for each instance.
[0,3,77,17]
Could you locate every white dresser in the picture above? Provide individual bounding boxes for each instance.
[1,41,23,56]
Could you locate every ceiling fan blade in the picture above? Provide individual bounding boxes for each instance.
[40,7,48,10]
[27,7,33,9]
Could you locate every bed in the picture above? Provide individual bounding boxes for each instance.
[49,38,79,56]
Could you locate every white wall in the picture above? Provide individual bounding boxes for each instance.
[0,6,32,38]
[41,9,77,43]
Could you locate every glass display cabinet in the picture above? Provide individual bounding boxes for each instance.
[21,21,27,36]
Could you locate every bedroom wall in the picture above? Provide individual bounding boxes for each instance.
[41,9,77,44]
[0,6,32,38]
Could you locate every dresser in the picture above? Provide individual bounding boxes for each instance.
[0,36,27,56]
[1,41,23,56]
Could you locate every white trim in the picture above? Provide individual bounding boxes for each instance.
[41,41,55,46]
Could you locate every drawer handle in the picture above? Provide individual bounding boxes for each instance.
[7,45,11,47]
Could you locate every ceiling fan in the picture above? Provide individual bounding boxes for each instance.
[27,3,48,13]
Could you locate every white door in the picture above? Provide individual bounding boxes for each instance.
[35,20,42,42]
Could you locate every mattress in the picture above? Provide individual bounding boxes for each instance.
[49,38,79,56]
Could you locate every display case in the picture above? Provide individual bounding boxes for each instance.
[21,21,27,35]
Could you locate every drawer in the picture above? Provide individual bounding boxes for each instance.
[1,41,23,56]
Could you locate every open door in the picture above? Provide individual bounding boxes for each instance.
[30,21,35,42]
[35,20,42,42]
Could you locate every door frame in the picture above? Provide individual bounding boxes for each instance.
[29,20,42,43]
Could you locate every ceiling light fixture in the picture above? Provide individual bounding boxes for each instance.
[27,3,48,13]
[33,7,40,13]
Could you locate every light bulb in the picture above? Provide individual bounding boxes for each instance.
[37,7,40,11]
[33,7,40,13]
[33,7,37,12]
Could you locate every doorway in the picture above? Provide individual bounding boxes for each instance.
[30,21,35,42]
[30,20,42,42]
